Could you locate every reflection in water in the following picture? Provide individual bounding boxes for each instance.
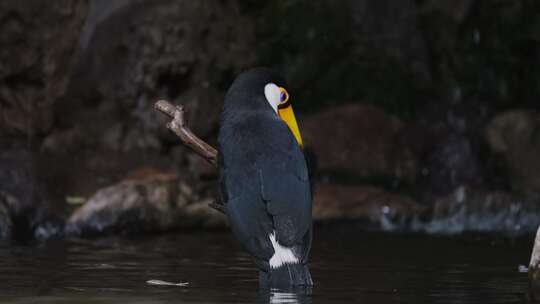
[0,228,532,303]
[260,287,312,304]
[270,292,298,304]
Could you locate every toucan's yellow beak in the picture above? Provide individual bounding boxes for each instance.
[278,104,303,148]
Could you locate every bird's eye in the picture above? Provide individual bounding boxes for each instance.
[279,87,289,103]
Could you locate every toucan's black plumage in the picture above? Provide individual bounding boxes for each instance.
[218,68,313,287]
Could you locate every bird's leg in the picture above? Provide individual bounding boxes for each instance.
[154,100,225,214]
[154,100,218,167]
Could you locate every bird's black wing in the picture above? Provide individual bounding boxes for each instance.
[254,116,312,248]
[219,113,312,263]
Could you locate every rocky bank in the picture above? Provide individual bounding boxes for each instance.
[1,0,540,240]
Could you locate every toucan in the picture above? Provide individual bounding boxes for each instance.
[218,68,313,287]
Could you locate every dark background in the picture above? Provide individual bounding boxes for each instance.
[1,0,540,241]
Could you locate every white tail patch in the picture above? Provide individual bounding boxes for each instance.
[269,232,298,269]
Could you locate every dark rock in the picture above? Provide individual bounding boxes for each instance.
[0,148,64,240]
[0,202,12,241]
[486,110,540,197]
[419,186,540,234]
[60,0,255,152]
[0,0,88,137]
[41,126,85,153]
[66,168,226,237]
[313,183,423,231]
[302,104,417,186]
[418,131,483,196]
[312,182,540,235]
[0,0,256,238]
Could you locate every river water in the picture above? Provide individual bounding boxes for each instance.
[0,225,532,303]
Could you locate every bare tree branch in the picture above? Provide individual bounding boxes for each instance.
[154,100,218,167]
[154,100,224,214]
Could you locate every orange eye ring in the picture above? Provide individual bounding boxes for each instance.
[279,87,289,104]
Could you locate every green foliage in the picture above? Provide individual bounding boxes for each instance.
[456,0,540,111]
[246,0,422,117]
[415,0,540,111]
[241,0,540,118]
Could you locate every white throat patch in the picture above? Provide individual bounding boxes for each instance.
[264,83,281,114]
[268,232,299,269]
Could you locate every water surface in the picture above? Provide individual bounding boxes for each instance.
[0,226,532,303]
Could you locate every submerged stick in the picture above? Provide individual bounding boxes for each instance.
[530,226,540,301]
[154,100,218,167]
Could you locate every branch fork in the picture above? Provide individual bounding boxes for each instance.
[155,100,218,167]
[154,100,224,213]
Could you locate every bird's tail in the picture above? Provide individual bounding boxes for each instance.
[260,264,313,287]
